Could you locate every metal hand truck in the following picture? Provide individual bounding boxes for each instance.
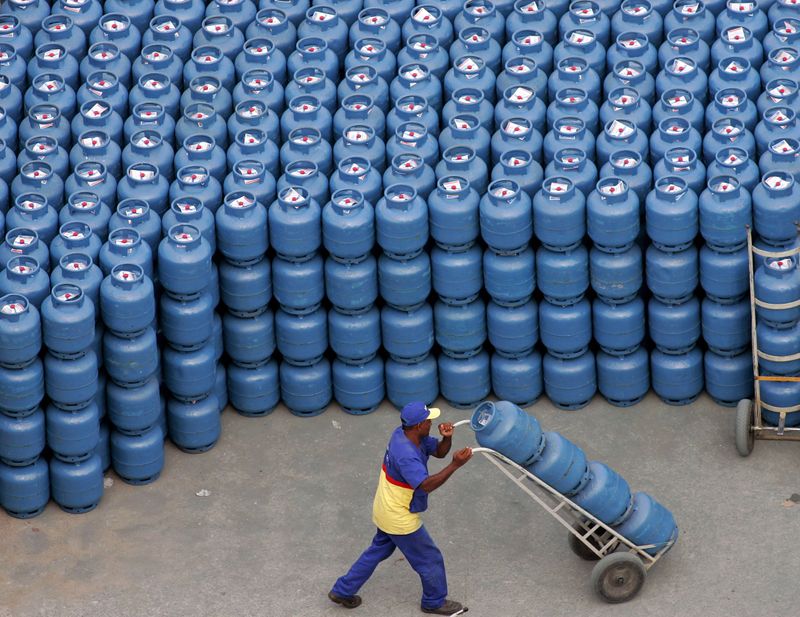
[452,420,676,603]
[735,227,800,456]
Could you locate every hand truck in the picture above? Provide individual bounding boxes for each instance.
[452,420,676,603]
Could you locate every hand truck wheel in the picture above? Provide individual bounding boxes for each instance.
[591,552,646,603]
[735,399,754,457]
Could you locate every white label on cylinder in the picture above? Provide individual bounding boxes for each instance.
[263,14,282,25]
[400,101,420,112]
[349,71,371,83]
[444,179,462,191]
[492,186,515,198]
[283,188,305,203]
[768,110,790,123]
[666,124,686,134]
[292,133,315,144]
[509,156,527,167]
[714,181,735,192]
[510,87,533,102]
[68,259,87,271]
[364,13,387,25]
[559,122,580,135]
[521,33,542,45]
[346,129,369,142]
[664,183,682,193]
[719,123,741,136]
[204,21,229,33]
[289,166,314,178]
[43,48,63,60]
[769,258,793,270]
[293,100,318,113]
[724,60,744,73]
[301,73,322,85]
[614,156,636,167]
[608,120,634,137]
[726,26,746,41]
[777,51,797,63]
[410,40,431,52]
[613,92,635,105]
[1,302,24,315]
[521,1,541,12]
[24,168,46,179]
[337,195,356,206]
[131,168,155,181]
[568,31,593,44]
[402,67,424,80]
[80,135,104,147]
[56,290,78,302]
[401,129,421,140]
[679,3,700,14]
[511,62,531,74]
[64,229,86,239]
[72,199,96,209]
[10,264,31,274]
[114,268,138,282]
[721,93,740,106]
[240,102,263,118]
[20,200,42,210]
[311,10,330,21]
[670,94,689,106]
[181,171,207,184]
[769,83,793,97]
[228,195,254,208]
[399,158,418,170]
[346,162,367,174]
[39,80,59,92]
[457,57,479,72]
[671,58,693,73]
[104,19,127,31]
[177,202,197,213]
[765,175,788,188]
[413,7,435,21]
[134,135,156,147]
[548,181,569,193]
[504,120,529,135]
[191,140,213,151]
[173,230,195,243]
[624,3,647,13]
[600,181,625,196]
[390,191,411,201]
[454,118,472,130]
[155,20,177,32]
[729,2,754,10]
[778,21,797,35]
[467,32,486,43]
[621,37,642,48]
[773,139,796,153]
[146,50,165,61]
[92,49,112,59]
[144,79,163,89]
[12,235,34,247]
[88,103,109,117]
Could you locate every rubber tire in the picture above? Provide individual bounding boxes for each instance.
[735,399,754,457]
[568,523,603,561]
[591,552,646,603]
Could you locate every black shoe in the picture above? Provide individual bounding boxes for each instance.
[421,599,468,615]
[328,591,362,609]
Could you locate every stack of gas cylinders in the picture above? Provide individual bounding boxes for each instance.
[472,400,679,553]
[2,0,800,516]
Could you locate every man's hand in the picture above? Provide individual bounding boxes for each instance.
[452,447,472,467]
[438,422,454,438]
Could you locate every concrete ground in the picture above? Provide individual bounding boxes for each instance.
[3,392,800,617]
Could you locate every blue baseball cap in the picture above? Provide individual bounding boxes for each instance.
[401,401,441,427]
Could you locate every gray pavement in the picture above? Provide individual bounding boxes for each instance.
[3,392,800,617]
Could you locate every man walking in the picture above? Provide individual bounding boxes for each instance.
[329,402,472,615]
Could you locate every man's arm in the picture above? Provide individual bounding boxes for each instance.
[418,448,472,494]
[434,423,454,458]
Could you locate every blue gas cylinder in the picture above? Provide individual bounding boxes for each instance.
[492,117,544,166]
[652,90,704,137]
[345,37,396,89]
[382,303,435,360]
[49,454,103,513]
[431,244,483,304]
[706,148,759,195]
[167,393,220,452]
[0,294,41,368]
[333,125,386,175]
[328,305,381,362]
[334,94,387,142]
[330,158,382,206]
[322,190,375,261]
[593,296,645,355]
[536,245,590,306]
[290,36,337,82]
[648,296,701,353]
[757,77,799,117]
[80,40,133,87]
[12,162,65,211]
[614,492,678,556]
[227,359,280,416]
[755,256,800,326]
[272,253,324,313]
[663,0,715,43]
[401,5,454,48]
[159,290,214,350]
[487,299,539,356]
[759,138,800,182]
[216,192,268,265]
[718,0,768,38]
[590,246,643,304]
[110,425,164,485]
[470,400,543,463]
[651,347,704,405]
[121,130,175,182]
[586,178,639,252]
[526,431,589,495]
[752,172,800,246]
[219,257,271,316]
[280,127,332,176]
[759,47,800,86]
[483,247,535,307]
[143,15,193,63]
[162,340,216,401]
[18,135,70,181]
[438,348,491,408]
[697,177,751,251]
[436,146,489,196]
[652,147,706,196]
[169,165,225,215]
[532,178,585,251]
[325,255,378,312]
[0,256,50,309]
[544,117,596,164]
[24,73,78,123]
[0,407,44,466]
[117,162,170,217]
[597,346,650,406]
[175,103,229,150]
[99,263,155,336]
[386,121,439,169]
[645,177,698,250]
[226,105,279,149]
[45,399,100,462]
[129,72,181,118]
[572,460,632,525]
[103,327,159,386]
[758,310,799,373]
[52,1,103,37]
[546,87,598,135]
[543,149,597,200]
[0,457,48,518]
[158,224,212,298]
[95,420,110,470]
[708,57,761,103]
[543,350,597,409]
[20,104,70,152]
[705,88,758,135]
[280,357,332,417]
[434,298,486,356]
[332,356,384,415]
[600,88,653,135]
[492,150,544,197]
[0,356,44,417]
[755,108,800,160]
[596,118,650,169]
[0,227,47,278]
[650,117,703,166]
[106,376,161,436]
[385,353,439,409]
[646,245,698,303]
[59,192,112,242]
[450,30,502,78]
[8,194,58,246]
[275,305,328,365]
[108,201,162,255]
[44,350,98,410]
[479,180,533,252]
[375,185,429,258]
[539,297,592,358]
[503,29,554,73]
[702,296,750,355]
[704,350,753,407]
[236,38,287,83]
[65,163,117,212]
[268,187,320,260]
[387,95,440,139]
[41,285,95,359]
[98,228,153,280]
[224,160,277,207]
[490,350,543,405]
[223,309,275,367]
[703,119,756,168]
[234,69,284,115]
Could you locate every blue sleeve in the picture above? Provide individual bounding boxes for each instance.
[422,436,439,456]
[396,454,429,489]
